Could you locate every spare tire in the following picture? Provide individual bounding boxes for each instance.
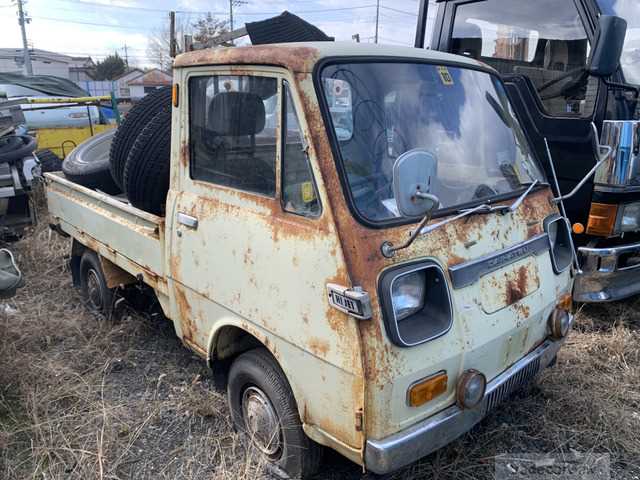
[0,135,37,163]
[62,130,121,194]
[123,109,171,215]
[109,87,171,190]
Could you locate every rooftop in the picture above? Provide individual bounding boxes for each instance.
[174,41,483,73]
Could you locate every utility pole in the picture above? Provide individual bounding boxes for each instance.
[123,43,129,66]
[374,0,380,44]
[16,0,33,75]
[169,11,176,57]
[229,0,247,45]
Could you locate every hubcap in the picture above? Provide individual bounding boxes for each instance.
[86,268,103,310]
[241,386,282,458]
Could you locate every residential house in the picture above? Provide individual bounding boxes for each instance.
[127,69,172,100]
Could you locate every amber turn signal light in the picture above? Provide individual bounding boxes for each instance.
[172,84,179,107]
[408,372,447,407]
[586,203,618,236]
[572,222,585,234]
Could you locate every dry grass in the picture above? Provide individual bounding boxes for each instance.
[1,193,639,479]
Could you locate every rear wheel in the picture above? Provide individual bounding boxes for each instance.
[228,348,322,479]
[79,251,113,316]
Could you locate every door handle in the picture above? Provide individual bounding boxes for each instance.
[177,212,198,229]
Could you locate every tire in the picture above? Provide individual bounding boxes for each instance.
[0,135,37,163]
[228,348,322,479]
[123,109,171,215]
[62,129,121,194]
[35,149,63,173]
[79,251,114,316]
[109,87,172,190]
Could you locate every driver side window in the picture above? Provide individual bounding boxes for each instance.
[450,0,598,118]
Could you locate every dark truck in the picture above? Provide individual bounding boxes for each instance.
[417,0,640,302]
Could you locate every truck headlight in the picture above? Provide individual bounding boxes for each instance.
[544,215,572,274]
[456,370,486,409]
[379,262,453,347]
[617,202,640,233]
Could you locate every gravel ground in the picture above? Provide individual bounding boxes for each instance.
[1,199,639,479]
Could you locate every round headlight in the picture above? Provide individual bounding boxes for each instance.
[549,308,571,339]
[456,370,486,409]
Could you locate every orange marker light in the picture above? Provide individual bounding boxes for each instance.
[408,372,448,407]
[572,222,585,234]
[586,203,618,237]
[172,84,179,107]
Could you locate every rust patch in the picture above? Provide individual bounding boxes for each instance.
[307,337,330,357]
[179,142,189,169]
[514,302,531,320]
[506,266,529,305]
[174,285,195,341]
[174,45,321,73]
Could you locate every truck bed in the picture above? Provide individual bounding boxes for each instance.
[45,172,168,294]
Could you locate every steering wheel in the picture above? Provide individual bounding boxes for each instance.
[537,68,588,100]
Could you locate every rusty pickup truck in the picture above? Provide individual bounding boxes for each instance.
[46,43,575,477]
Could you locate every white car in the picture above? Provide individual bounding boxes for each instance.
[0,83,100,129]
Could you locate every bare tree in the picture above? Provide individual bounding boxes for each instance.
[146,13,230,71]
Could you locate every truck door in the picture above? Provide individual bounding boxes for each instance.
[431,0,605,232]
[166,68,365,449]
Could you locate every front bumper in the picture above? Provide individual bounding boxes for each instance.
[364,335,567,475]
[574,240,640,302]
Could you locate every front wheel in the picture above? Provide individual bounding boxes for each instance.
[227,348,322,479]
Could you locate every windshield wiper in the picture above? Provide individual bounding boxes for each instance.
[421,180,540,236]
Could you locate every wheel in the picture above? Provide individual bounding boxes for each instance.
[35,149,63,172]
[62,129,121,194]
[79,251,113,316]
[228,348,322,479]
[109,86,172,190]
[122,108,172,215]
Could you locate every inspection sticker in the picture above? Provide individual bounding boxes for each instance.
[437,66,454,86]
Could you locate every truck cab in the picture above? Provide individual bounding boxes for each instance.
[47,43,574,477]
[420,0,640,302]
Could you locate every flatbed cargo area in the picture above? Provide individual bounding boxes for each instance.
[45,172,167,294]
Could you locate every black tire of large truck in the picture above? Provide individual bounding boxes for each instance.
[35,149,63,172]
[123,109,172,215]
[62,131,121,195]
[109,86,172,190]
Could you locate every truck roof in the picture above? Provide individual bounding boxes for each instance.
[173,41,484,73]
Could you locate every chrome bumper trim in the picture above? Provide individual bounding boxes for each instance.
[364,335,568,475]
[574,240,640,302]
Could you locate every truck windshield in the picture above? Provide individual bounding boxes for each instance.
[319,62,545,224]
[597,0,640,85]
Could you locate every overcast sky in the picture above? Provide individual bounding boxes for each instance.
[0,0,434,68]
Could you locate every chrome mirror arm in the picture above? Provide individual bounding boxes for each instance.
[551,123,611,204]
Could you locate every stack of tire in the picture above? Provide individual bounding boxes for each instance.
[62,87,172,215]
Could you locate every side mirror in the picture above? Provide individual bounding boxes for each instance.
[392,149,440,217]
[588,15,627,78]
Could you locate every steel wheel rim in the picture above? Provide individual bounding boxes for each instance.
[86,268,103,310]
[241,385,282,458]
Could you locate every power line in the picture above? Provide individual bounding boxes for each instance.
[380,5,418,16]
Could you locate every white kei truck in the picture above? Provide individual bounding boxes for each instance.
[46,43,575,478]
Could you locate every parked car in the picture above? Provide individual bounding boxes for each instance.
[420,0,640,303]
[0,83,100,129]
[46,42,575,477]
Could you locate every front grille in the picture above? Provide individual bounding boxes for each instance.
[484,357,541,414]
